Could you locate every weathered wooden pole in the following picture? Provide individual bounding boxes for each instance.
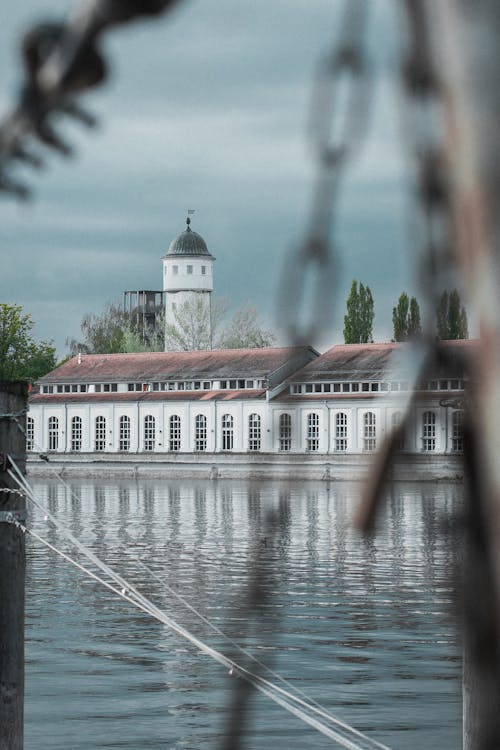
[423,2,500,747]
[0,382,28,750]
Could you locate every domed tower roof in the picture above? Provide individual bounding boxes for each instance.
[164,217,214,258]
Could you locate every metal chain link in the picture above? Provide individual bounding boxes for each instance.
[0,0,181,199]
[279,0,372,346]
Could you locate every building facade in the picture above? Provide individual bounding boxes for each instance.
[27,341,470,460]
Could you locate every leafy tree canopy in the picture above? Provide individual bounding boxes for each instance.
[0,303,57,382]
[343,280,374,344]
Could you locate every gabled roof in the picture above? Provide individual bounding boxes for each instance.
[38,346,318,384]
[288,339,477,382]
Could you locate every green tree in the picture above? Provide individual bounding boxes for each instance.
[67,302,166,355]
[408,296,422,337]
[0,303,56,381]
[392,292,422,341]
[436,289,469,340]
[343,280,374,344]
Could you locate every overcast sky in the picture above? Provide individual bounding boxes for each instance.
[1,0,418,356]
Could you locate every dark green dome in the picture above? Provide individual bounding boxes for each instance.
[166,218,213,257]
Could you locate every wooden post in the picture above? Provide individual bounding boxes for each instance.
[0,382,28,750]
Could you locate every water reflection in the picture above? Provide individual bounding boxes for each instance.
[25,479,462,750]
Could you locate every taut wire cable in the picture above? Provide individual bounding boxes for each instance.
[9,457,392,750]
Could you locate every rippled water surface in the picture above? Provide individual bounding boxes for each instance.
[25,479,462,749]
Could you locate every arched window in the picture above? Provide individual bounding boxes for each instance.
[26,416,35,451]
[306,413,319,452]
[335,412,348,452]
[248,413,261,451]
[169,415,181,451]
[222,414,234,451]
[451,410,464,453]
[195,414,207,452]
[363,412,376,452]
[391,411,405,451]
[48,416,58,451]
[71,416,82,452]
[279,413,292,452]
[422,411,436,452]
[95,415,106,452]
[119,415,131,451]
[144,415,155,452]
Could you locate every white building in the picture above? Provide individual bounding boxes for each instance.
[28,341,470,460]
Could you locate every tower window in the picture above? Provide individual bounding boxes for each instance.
[187,265,193,274]
[201,266,206,275]
[172,265,178,275]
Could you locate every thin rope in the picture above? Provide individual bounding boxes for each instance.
[11,459,392,750]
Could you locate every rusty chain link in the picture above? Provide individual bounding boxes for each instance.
[0,0,181,199]
[278,0,372,346]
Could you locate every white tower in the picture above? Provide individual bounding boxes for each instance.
[162,217,215,350]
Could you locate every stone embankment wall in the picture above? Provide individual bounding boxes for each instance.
[27,453,464,482]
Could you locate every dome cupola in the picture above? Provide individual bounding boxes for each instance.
[165,217,213,258]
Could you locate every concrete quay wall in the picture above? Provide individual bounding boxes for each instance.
[27,452,464,482]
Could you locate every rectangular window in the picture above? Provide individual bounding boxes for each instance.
[222,414,234,451]
[439,380,448,390]
[248,413,261,451]
[422,411,436,452]
[279,414,292,452]
[371,383,379,392]
[57,385,63,393]
[342,383,350,393]
[452,410,464,453]
[195,414,207,451]
[201,266,206,275]
[80,385,87,393]
[94,416,106,452]
[314,384,322,393]
[187,265,193,274]
[305,384,313,393]
[169,415,181,451]
[323,383,331,393]
[71,384,78,392]
[351,383,359,392]
[144,415,156,452]
[229,380,237,389]
[71,416,82,451]
[333,383,341,392]
[26,417,35,451]
[173,265,178,275]
[363,412,376,452]
[203,381,211,390]
[306,413,319,452]
[335,413,348,452]
[95,384,102,393]
[119,416,130,452]
[64,385,71,393]
[380,382,389,391]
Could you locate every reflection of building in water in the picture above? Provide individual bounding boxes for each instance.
[28,340,473,459]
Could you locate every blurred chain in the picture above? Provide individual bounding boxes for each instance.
[279,0,372,345]
[0,0,182,200]
[357,0,467,530]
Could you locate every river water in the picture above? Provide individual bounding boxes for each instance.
[24,479,463,750]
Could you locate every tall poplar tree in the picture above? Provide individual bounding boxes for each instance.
[436,289,469,339]
[343,280,374,344]
[392,292,422,341]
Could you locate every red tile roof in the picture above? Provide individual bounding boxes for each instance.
[287,340,477,382]
[38,347,315,384]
